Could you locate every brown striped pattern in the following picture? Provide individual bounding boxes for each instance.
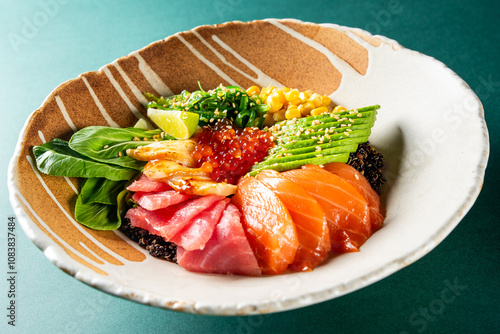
[13,20,374,275]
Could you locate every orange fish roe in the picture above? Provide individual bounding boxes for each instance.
[192,120,275,184]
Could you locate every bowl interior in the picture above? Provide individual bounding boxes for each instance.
[8,19,488,315]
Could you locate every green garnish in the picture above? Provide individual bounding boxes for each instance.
[144,84,269,129]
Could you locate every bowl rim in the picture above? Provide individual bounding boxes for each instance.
[7,18,490,315]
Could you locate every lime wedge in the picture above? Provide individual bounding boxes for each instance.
[147,108,199,139]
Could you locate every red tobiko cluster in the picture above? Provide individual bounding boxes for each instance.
[192,120,275,184]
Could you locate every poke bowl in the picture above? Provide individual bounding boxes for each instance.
[7,19,488,315]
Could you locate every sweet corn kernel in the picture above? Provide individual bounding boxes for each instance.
[246,85,260,97]
[267,92,286,112]
[285,89,300,102]
[308,93,324,108]
[311,106,328,116]
[273,110,286,122]
[298,101,315,115]
[287,104,298,110]
[285,108,301,120]
[333,105,347,113]
[298,92,309,102]
[263,112,275,127]
[260,86,275,100]
[322,95,331,106]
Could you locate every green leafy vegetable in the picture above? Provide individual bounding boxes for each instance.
[74,179,131,230]
[145,85,269,128]
[33,139,137,181]
[74,194,121,230]
[79,178,128,205]
[116,189,130,223]
[69,126,174,170]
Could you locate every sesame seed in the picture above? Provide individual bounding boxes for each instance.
[232,103,236,108]
[210,118,214,122]
[344,131,350,136]
[349,118,355,123]
[316,154,323,157]
[354,174,359,180]
[325,134,331,139]
[357,113,363,117]
[315,146,321,151]
[103,145,109,149]
[118,151,122,157]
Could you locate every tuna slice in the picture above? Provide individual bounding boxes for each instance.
[126,174,171,193]
[177,204,261,276]
[131,190,195,211]
[170,198,230,251]
[125,195,223,241]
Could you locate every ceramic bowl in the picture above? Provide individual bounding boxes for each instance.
[8,19,489,315]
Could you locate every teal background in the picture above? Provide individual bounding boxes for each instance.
[1,0,499,333]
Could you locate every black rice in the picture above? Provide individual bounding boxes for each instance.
[347,141,385,194]
[120,219,177,263]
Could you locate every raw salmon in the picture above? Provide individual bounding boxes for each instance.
[177,204,261,276]
[255,169,330,272]
[282,165,371,253]
[323,162,384,231]
[232,176,298,275]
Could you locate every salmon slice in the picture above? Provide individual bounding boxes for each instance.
[232,176,298,275]
[323,162,384,231]
[282,165,371,253]
[255,169,330,272]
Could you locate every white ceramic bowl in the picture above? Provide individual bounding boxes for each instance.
[7,19,489,315]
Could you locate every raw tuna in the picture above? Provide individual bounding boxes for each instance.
[126,174,171,193]
[132,190,195,211]
[170,198,229,251]
[125,195,223,241]
[177,204,261,276]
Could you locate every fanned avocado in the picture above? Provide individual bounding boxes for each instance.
[248,105,380,175]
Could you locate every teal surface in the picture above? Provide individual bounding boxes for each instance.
[1,0,499,333]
